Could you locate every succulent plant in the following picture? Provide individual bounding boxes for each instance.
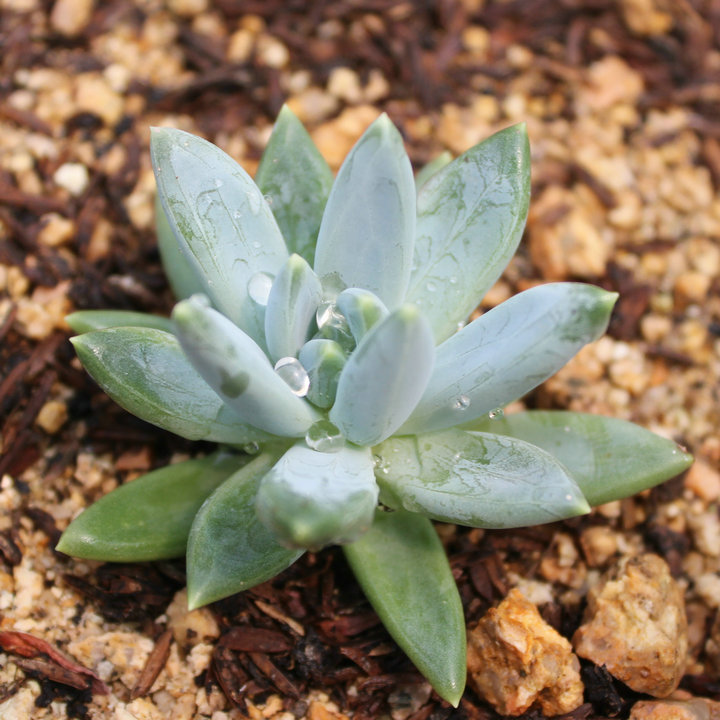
[59,108,692,706]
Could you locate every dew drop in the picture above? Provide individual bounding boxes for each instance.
[214,178,224,188]
[372,454,390,475]
[233,209,243,220]
[247,272,274,306]
[274,357,310,397]
[488,407,504,419]
[449,276,458,284]
[247,190,262,215]
[452,395,470,411]
[315,302,335,328]
[306,419,345,453]
[456,321,466,332]
[263,194,274,206]
[243,441,260,455]
[426,281,437,293]
[563,425,571,433]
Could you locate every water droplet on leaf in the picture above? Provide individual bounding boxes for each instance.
[274,357,310,397]
[243,441,260,455]
[426,281,437,293]
[488,407,504,419]
[214,178,224,188]
[452,395,470,410]
[263,194,274,206]
[306,420,345,453]
[247,190,262,215]
[373,454,390,475]
[247,272,274,306]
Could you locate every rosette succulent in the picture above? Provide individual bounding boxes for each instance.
[59,108,692,705]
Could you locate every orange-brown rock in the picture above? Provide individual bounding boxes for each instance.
[573,554,687,697]
[466,588,584,716]
[630,698,720,719]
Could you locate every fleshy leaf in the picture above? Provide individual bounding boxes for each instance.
[255,105,333,265]
[344,509,466,707]
[71,327,272,443]
[407,123,531,342]
[298,339,346,409]
[172,296,317,437]
[256,444,378,550]
[151,127,288,347]
[265,254,323,363]
[313,114,416,308]
[468,411,694,506]
[375,429,590,527]
[66,310,172,334]
[155,194,205,300]
[187,453,302,609]
[401,283,618,435]
[330,304,434,446]
[56,452,248,561]
[336,288,389,343]
[415,151,452,190]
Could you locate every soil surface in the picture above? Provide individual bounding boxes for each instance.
[1,1,720,719]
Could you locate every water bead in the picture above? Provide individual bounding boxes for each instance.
[305,420,345,453]
[452,395,470,410]
[247,272,274,306]
[373,454,390,475]
[242,441,260,455]
[488,407,504,419]
[274,357,310,397]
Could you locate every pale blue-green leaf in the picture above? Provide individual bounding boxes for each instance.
[313,114,416,308]
[468,411,694,506]
[376,429,589,527]
[344,510,466,707]
[336,288,389,343]
[155,193,205,300]
[56,452,249,562]
[265,254,323,363]
[255,105,333,265]
[151,127,288,347]
[187,452,302,609]
[415,151,452,191]
[66,310,172,334]
[330,304,434,446]
[172,296,317,437]
[407,123,531,342]
[401,283,618,435]
[71,328,272,443]
[256,444,377,550]
[298,339,346,409]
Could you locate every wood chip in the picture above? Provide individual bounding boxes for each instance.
[131,629,173,699]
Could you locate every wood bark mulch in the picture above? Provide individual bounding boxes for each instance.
[1,1,719,719]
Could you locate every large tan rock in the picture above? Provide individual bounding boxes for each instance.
[573,554,688,697]
[467,588,584,716]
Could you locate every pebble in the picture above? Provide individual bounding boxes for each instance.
[573,554,688,696]
[577,56,644,113]
[685,460,720,503]
[466,588,584,716]
[580,525,619,567]
[50,0,94,36]
[53,162,89,196]
[35,399,69,434]
[674,271,712,310]
[629,698,720,719]
[166,588,220,648]
[528,186,610,280]
[37,213,75,247]
[619,0,673,36]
